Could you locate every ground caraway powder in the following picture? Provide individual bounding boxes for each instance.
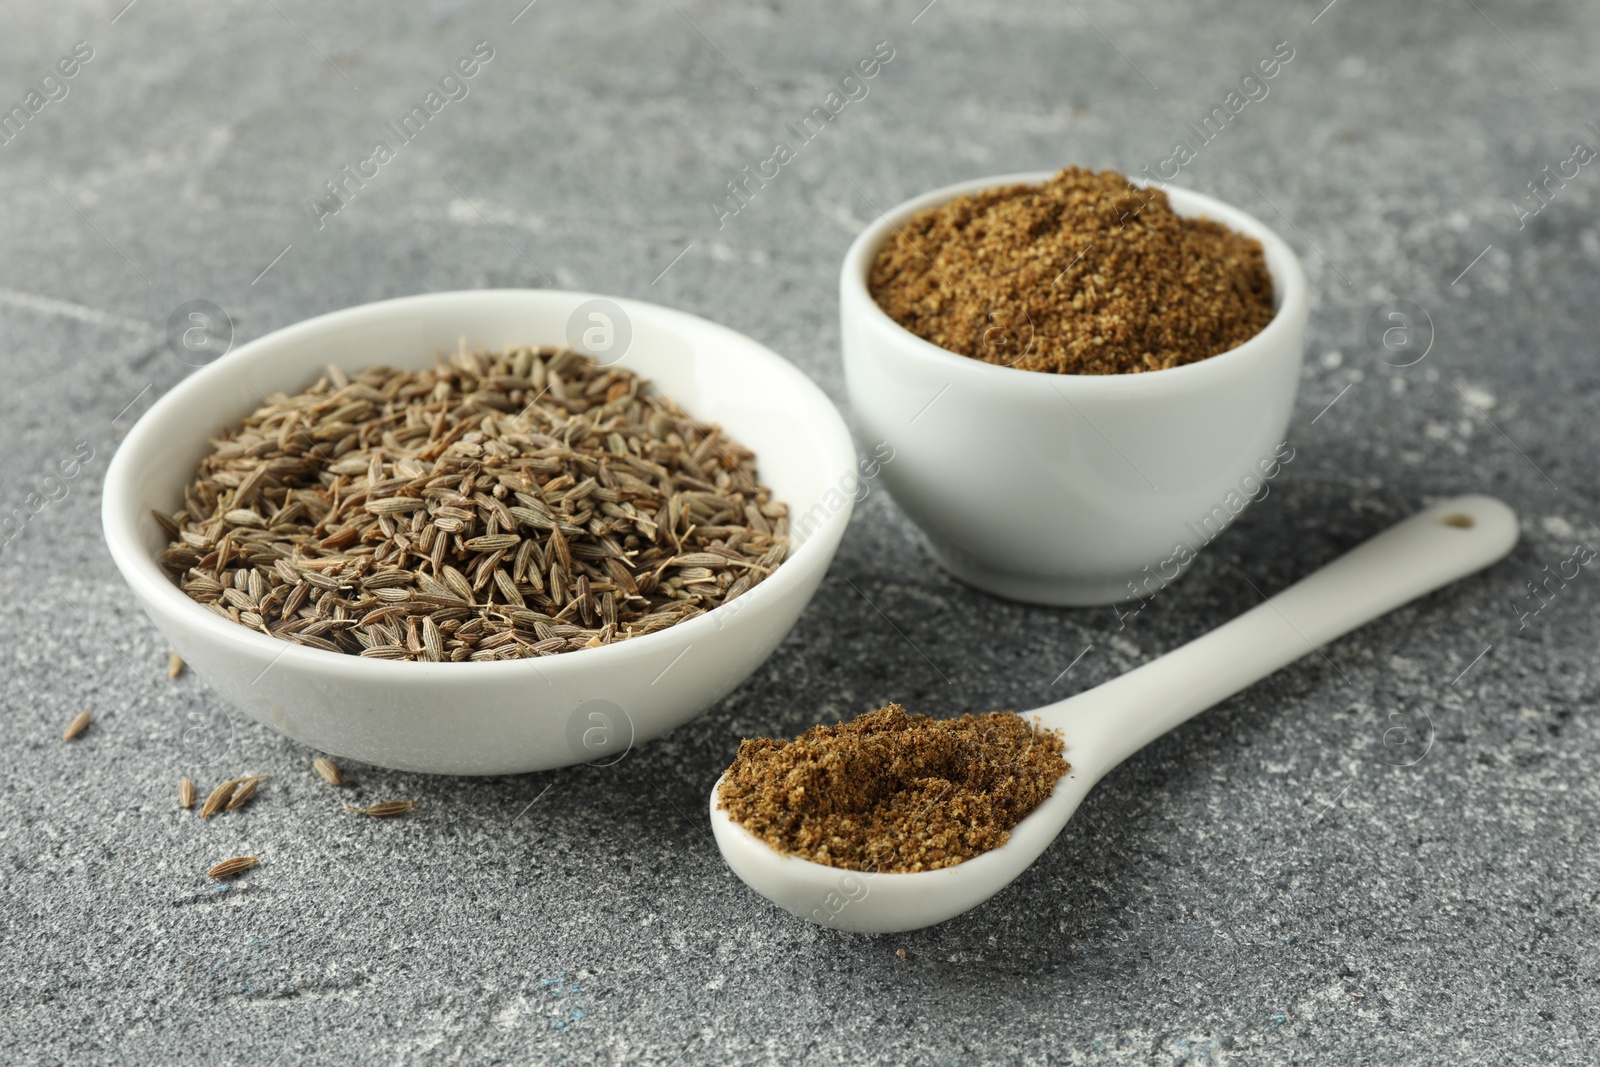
[717,704,1069,873]
[868,167,1276,375]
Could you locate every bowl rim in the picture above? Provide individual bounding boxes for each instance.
[101,287,856,680]
[840,170,1310,392]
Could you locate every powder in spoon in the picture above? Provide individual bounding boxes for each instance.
[867,166,1276,374]
[716,703,1069,873]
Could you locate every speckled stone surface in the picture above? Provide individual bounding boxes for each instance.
[3,1,1598,1063]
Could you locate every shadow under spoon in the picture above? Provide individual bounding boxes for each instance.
[709,494,1519,933]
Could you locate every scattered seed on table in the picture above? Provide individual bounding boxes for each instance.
[168,653,185,679]
[313,758,344,787]
[61,711,91,741]
[179,777,195,809]
[226,775,267,811]
[200,779,238,819]
[208,856,258,879]
[345,801,417,818]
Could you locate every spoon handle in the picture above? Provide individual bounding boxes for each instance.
[1038,495,1519,776]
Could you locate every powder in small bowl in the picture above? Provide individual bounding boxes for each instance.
[867,167,1276,375]
[717,703,1069,873]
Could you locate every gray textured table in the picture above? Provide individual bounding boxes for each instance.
[3,1,1596,1063]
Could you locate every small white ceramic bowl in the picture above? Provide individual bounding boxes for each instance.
[841,173,1309,606]
[102,290,856,774]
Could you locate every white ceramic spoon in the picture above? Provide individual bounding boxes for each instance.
[710,494,1519,933]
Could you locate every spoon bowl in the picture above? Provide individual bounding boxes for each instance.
[711,494,1519,932]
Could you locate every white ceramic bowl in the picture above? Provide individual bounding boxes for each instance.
[840,173,1308,606]
[102,290,856,774]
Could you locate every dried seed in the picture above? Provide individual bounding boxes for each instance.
[235,464,269,505]
[312,757,344,786]
[670,552,732,568]
[226,775,266,811]
[168,652,185,679]
[62,710,91,741]
[365,496,426,515]
[208,856,259,879]
[179,777,195,809]
[200,779,238,819]
[345,800,417,818]
[463,533,520,553]
[492,568,525,607]
[441,565,474,602]
[280,581,311,620]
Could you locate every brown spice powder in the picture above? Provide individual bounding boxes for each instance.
[868,167,1276,375]
[717,703,1069,873]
